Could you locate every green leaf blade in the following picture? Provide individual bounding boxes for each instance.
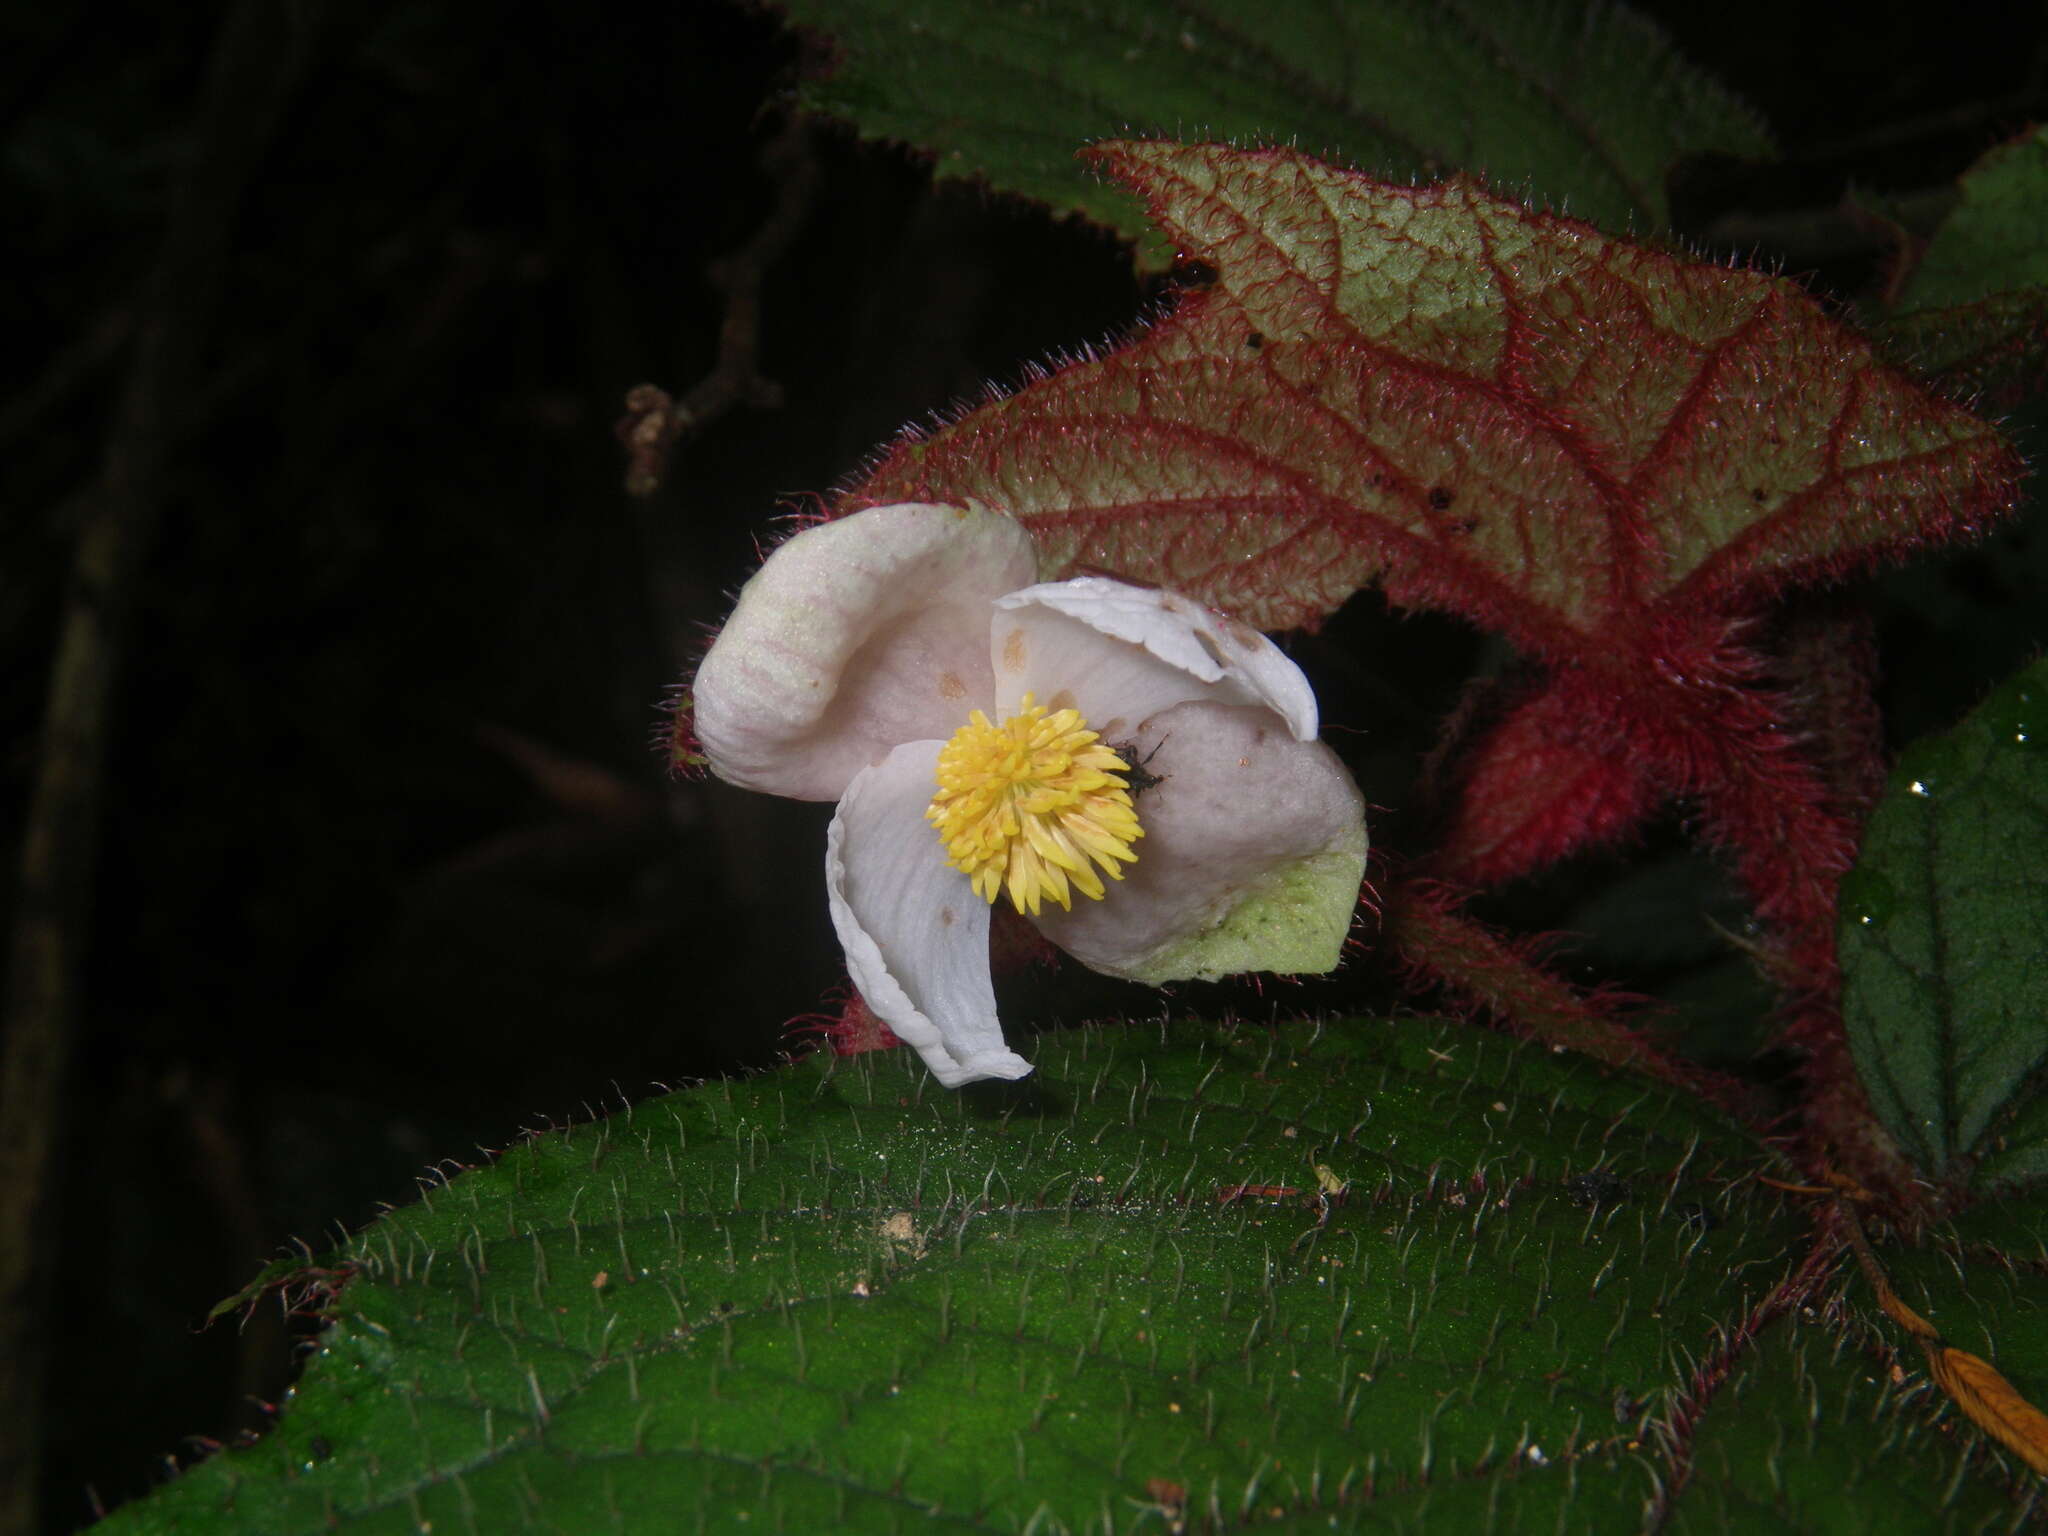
[1879,125,2048,407]
[102,1017,2038,1531]
[1842,660,2048,1190]
[1896,125,2048,312]
[1665,1316,2029,1534]
[93,1020,1744,1531]
[777,0,1771,252]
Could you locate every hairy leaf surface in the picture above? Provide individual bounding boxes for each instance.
[775,0,1768,256]
[1667,1304,2045,1533]
[1842,660,2048,1192]
[104,1019,2033,1532]
[852,142,2019,638]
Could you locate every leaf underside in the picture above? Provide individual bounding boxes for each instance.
[1841,659,2048,1193]
[849,141,2019,639]
[103,1018,2038,1533]
[776,0,1771,259]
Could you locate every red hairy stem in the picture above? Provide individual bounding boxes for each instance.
[1432,616,1922,1206]
[1647,1223,1846,1525]
[1386,879,1760,1124]
[788,990,904,1059]
[1771,596,1888,825]
[1437,618,1857,996]
[1431,678,1663,886]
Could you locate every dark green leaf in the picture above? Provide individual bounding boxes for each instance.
[1896,126,2048,311]
[99,1018,2037,1531]
[1666,1311,2040,1533]
[776,0,1770,260]
[1842,660,2048,1192]
[1879,126,2048,408]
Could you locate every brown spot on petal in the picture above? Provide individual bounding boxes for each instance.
[1222,617,1260,648]
[1044,688,1076,713]
[939,907,956,927]
[938,670,966,700]
[1002,628,1027,673]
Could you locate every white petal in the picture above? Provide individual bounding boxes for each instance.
[695,503,1036,801]
[989,578,1318,743]
[825,739,1035,1087]
[1033,700,1367,985]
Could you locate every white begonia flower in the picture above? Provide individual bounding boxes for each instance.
[692,502,1368,1088]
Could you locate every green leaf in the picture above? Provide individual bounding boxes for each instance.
[101,1018,2036,1532]
[1891,1206,2048,1405]
[1855,1198,2048,1488]
[1896,126,2048,311]
[1842,660,2048,1193]
[776,0,1770,258]
[1879,126,2048,408]
[1665,1307,2042,1533]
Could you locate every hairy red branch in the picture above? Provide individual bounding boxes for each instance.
[1646,1222,1845,1528]
[1430,615,1921,1207]
[1385,878,1762,1124]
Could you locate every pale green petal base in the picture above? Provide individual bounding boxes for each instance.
[1113,818,1367,987]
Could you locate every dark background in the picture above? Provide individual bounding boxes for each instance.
[5,2,2044,1528]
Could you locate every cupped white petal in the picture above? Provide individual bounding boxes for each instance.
[1033,700,1366,985]
[989,578,1318,743]
[694,503,1037,801]
[825,739,1035,1087]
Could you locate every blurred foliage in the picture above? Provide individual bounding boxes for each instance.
[1895,124,2048,307]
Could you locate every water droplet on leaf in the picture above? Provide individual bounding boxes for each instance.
[1979,679,2038,751]
[1897,737,1965,799]
[1839,868,1897,929]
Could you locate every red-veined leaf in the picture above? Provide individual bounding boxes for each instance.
[849,141,2021,646]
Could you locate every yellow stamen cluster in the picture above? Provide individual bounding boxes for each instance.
[927,693,1143,916]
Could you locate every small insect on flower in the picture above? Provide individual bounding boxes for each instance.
[1105,737,1169,797]
[689,502,1368,1087]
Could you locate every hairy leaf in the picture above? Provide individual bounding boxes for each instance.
[103,1019,2033,1532]
[1881,290,2048,413]
[1838,1206,2048,1482]
[775,0,1769,257]
[1665,1311,2041,1531]
[851,142,2020,639]
[1841,659,2048,1192]
[1863,1200,2048,1489]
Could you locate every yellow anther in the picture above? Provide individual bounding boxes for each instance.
[927,693,1143,916]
